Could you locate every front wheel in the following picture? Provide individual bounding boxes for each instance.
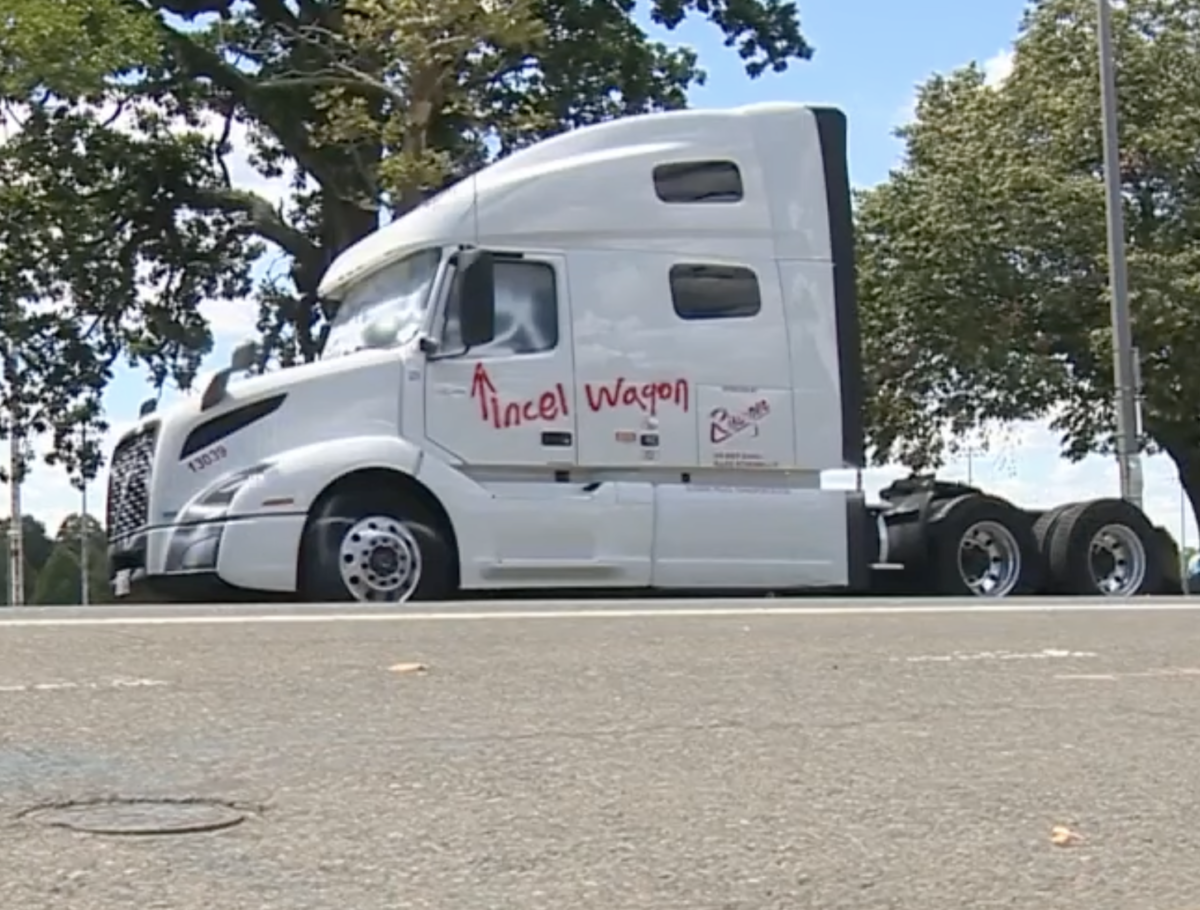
[298,489,454,603]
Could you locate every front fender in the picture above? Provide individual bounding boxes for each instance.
[229,435,424,518]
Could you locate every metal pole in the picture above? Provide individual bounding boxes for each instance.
[1181,483,1189,595]
[1097,0,1143,510]
[79,444,89,607]
[3,347,23,607]
[7,431,22,607]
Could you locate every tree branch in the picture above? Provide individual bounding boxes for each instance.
[156,25,339,189]
[184,185,319,265]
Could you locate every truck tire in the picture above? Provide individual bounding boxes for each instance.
[298,488,454,603]
[1032,504,1074,555]
[926,494,1041,597]
[1150,526,1183,595]
[1029,503,1076,593]
[1046,498,1161,596]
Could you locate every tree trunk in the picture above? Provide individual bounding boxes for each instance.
[1152,424,1200,547]
[284,194,380,363]
[1172,448,1200,546]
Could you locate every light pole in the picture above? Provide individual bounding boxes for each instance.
[78,426,89,607]
[3,349,23,607]
[6,432,21,607]
[1097,0,1144,509]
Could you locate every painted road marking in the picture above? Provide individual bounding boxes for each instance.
[0,678,168,694]
[1,600,1200,628]
[897,648,1099,663]
[1055,667,1200,681]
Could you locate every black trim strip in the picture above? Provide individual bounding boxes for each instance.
[180,394,286,459]
[812,106,865,469]
[844,494,874,593]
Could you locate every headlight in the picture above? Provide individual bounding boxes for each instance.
[180,464,271,521]
[164,464,271,572]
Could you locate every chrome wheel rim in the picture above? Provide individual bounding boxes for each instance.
[337,515,422,603]
[957,520,1022,597]
[1088,523,1146,596]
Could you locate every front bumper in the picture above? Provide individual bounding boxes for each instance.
[115,569,274,603]
[109,512,307,601]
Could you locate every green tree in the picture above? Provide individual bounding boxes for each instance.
[28,513,110,606]
[2,0,814,467]
[857,0,1200,527]
[31,544,81,606]
[0,515,53,604]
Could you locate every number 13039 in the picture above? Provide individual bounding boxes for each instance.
[187,444,228,473]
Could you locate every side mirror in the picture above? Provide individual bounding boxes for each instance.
[456,249,495,348]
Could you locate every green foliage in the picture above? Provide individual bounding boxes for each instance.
[2,0,814,458]
[0,513,110,606]
[0,105,259,481]
[31,544,83,606]
[857,0,1200,526]
[0,0,157,98]
[0,515,52,604]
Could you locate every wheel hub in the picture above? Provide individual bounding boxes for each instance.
[367,544,400,576]
[956,520,1022,597]
[1088,523,1146,596]
[337,516,423,603]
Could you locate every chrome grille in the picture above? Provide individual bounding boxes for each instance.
[106,425,157,542]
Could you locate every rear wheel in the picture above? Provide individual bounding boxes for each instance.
[1033,504,1073,554]
[298,488,453,603]
[926,495,1041,597]
[1047,498,1160,596]
[1031,504,1077,593]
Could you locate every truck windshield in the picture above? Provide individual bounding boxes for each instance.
[322,247,443,358]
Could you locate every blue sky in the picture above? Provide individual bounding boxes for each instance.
[13,0,1198,549]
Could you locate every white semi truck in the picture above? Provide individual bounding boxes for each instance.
[105,102,1176,603]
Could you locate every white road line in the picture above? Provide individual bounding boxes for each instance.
[896,648,1099,663]
[1,600,1199,628]
[0,678,169,693]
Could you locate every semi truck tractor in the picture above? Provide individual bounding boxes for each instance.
[105,102,1176,603]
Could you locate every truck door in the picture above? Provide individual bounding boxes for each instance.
[423,252,577,467]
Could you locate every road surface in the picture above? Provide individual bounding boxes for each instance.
[1,597,1199,910]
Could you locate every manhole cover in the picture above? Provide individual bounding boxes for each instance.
[19,798,249,836]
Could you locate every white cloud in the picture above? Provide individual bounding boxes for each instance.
[892,95,917,129]
[200,297,260,341]
[891,45,1015,135]
[983,47,1015,87]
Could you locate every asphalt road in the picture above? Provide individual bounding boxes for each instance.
[2,598,1199,910]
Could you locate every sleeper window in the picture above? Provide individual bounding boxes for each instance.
[653,160,744,203]
[669,263,762,320]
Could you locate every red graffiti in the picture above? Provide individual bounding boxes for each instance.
[470,363,569,429]
[709,399,770,444]
[584,377,689,415]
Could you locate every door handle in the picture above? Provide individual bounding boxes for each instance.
[541,431,573,447]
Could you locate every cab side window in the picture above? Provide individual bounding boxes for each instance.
[442,258,559,355]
